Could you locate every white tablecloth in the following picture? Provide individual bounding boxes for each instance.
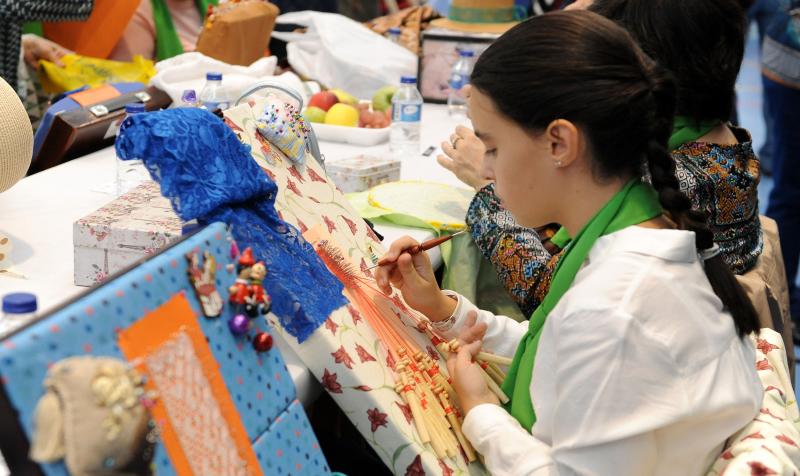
[0,103,471,408]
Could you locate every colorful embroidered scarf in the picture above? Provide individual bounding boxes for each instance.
[501,179,663,431]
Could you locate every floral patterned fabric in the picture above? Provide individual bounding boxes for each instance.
[115,107,348,342]
[673,126,763,275]
[468,128,763,317]
[706,328,800,476]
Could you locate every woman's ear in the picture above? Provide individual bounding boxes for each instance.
[545,119,581,168]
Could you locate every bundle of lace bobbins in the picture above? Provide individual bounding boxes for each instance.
[316,240,512,463]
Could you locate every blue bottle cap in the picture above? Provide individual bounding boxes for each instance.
[400,76,417,84]
[206,72,223,81]
[460,49,475,57]
[2,293,37,314]
[181,89,197,103]
[125,103,146,114]
[388,27,401,34]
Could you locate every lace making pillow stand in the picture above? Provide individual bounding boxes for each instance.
[223,97,485,476]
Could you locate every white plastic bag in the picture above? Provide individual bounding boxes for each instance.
[150,52,279,105]
[272,11,417,99]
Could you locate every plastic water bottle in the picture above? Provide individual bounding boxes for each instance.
[181,89,198,107]
[447,49,474,118]
[1,292,37,335]
[199,72,229,111]
[390,76,423,159]
[387,27,401,44]
[115,103,149,196]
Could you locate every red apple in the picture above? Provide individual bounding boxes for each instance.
[308,91,339,112]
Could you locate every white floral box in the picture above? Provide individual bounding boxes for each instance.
[73,181,183,286]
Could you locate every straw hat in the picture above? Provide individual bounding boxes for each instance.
[0,77,33,193]
[431,0,523,34]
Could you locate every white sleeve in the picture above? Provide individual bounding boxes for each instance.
[434,291,528,359]
[461,308,685,476]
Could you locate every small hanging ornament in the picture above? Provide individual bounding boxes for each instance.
[186,251,224,318]
[252,332,273,353]
[228,314,250,335]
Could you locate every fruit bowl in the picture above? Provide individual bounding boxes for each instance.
[311,122,391,147]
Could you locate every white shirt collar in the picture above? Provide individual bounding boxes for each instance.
[587,226,699,265]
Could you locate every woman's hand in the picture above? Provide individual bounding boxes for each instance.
[374,236,456,321]
[447,338,500,415]
[21,34,72,69]
[437,126,492,191]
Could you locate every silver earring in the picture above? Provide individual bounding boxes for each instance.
[555,160,563,167]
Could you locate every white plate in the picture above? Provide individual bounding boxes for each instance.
[311,122,390,146]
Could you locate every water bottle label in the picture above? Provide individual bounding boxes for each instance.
[392,103,422,122]
[450,73,468,91]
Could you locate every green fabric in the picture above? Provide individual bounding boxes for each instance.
[549,226,571,249]
[501,180,663,431]
[668,116,720,151]
[151,0,217,61]
[22,22,44,37]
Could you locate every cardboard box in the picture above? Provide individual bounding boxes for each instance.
[326,155,401,193]
[73,182,182,286]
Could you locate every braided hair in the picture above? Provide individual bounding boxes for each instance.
[471,10,759,337]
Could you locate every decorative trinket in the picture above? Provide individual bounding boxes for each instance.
[186,251,224,317]
[228,314,250,335]
[227,247,272,318]
[252,332,273,353]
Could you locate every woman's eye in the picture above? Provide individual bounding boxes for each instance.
[485,149,497,157]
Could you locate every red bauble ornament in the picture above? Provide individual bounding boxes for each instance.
[253,332,273,353]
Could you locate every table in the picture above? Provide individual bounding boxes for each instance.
[0,103,471,406]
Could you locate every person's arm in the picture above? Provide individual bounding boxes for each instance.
[467,182,559,316]
[460,308,684,476]
[108,0,155,62]
[2,0,93,21]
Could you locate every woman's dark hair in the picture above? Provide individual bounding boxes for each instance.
[589,0,747,122]
[470,11,759,337]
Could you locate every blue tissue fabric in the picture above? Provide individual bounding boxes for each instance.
[115,107,347,342]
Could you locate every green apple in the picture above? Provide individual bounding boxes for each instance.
[372,86,397,112]
[330,88,358,106]
[303,106,327,123]
[324,103,359,127]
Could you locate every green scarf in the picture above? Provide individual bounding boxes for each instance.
[668,116,721,151]
[151,0,218,61]
[500,179,663,431]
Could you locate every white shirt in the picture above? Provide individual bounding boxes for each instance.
[440,226,763,476]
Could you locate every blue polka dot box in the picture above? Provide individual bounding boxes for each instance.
[0,222,331,475]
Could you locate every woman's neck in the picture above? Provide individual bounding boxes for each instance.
[698,123,738,145]
[558,176,629,238]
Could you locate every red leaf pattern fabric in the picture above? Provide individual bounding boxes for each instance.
[255,131,273,157]
[288,165,306,183]
[757,338,780,355]
[765,385,785,398]
[341,215,358,235]
[355,343,377,363]
[286,178,303,197]
[747,461,778,475]
[386,353,396,371]
[323,215,337,233]
[721,450,734,460]
[438,459,454,476]
[760,408,784,421]
[332,346,354,369]
[321,368,342,394]
[756,358,773,371]
[324,318,338,336]
[354,385,372,392]
[296,219,309,234]
[367,407,389,432]
[405,455,425,476]
[775,434,798,447]
[347,305,363,325]
[307,168,328,183]
[260,166,277,182]
[395,401,413,424]
[742,431,766,441]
